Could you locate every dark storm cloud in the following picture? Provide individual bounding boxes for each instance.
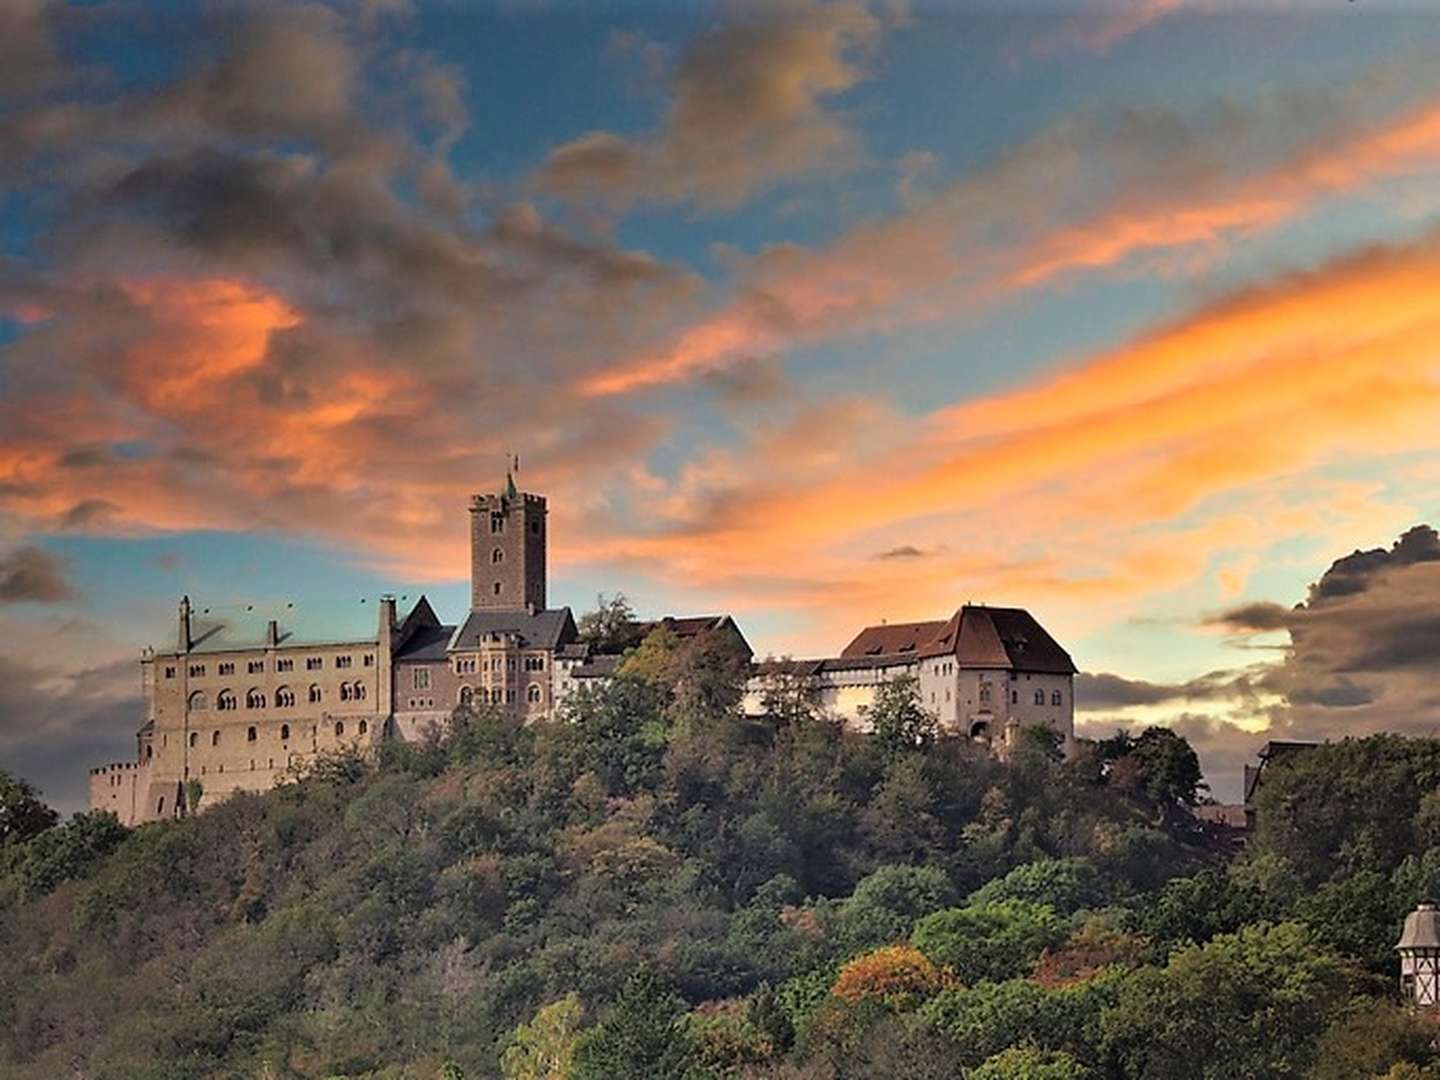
[1090,525,1440,798]
[0,655,141,814]
[0,546,73,604]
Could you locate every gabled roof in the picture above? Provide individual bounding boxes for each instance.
[450,607,578,652]
[394,622,456,662]
[571,654,623,679]
[837,606,1076,674]
[628,614,753,658]
[839,620,947,660]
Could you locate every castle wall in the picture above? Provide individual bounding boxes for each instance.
[89,762,148,827]
[125,638,387,822]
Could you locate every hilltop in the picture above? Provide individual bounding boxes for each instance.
[5,662,1440,1079]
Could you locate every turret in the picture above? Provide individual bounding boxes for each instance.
[1398,901,1440,1006]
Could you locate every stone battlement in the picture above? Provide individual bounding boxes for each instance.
[90,761,142,775]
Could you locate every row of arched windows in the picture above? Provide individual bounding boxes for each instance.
[187,718,370,748]
[457,684,543,707]
[1033,689,1064,706]
[189,684,360,711]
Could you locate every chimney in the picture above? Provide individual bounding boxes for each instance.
[379,595,397,647]
[177,596,192,653]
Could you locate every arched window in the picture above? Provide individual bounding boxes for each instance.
[211,730,221,746]
[527,683,542,704]
[275,686,295,708]
[458,686,474,708]
[308,684,322,703]
[217,689,237,711]
[246,726,257,742]
[189,731,198,748]
[492,547,504,563]
[1051,690,1063,706]
[353,681,366,701]
[979,683,992,705]
[358,719,368,735]
[187,690,209,711]
[334,720,345,737]
[1035,689,1045,705]
[339,683,352,702]
[146,744,153,761]
[246,688,265,709]
[280,723,290,741]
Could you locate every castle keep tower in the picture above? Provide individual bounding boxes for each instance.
[470,471,547,612]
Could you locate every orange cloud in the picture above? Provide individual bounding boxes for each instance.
[583,94,1440,398]
[577,234,1440,645]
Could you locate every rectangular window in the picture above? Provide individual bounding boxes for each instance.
[363,654,374,667]
[413,667,431,691]
[189,664,205,677]
[277,658,293,672]
[336,656,352,669]
[219,662,235,676]
[306,657,322,670]
[164,666,175,678]
[248,660,264,674]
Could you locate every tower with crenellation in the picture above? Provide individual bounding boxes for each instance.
[469,467,546,613]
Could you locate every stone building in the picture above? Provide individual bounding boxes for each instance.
[745,605,1077,755]
[89,475,1079,822]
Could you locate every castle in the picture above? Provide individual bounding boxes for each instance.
[89,477,1076,824]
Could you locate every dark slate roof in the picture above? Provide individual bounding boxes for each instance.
[394,623,456,662]
[837,606,1075,674]
[625,614,753,657]
[450,607,577,651]
[556,642,591,660]
[571,654,623,679]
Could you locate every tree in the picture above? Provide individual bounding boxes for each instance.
[0,770,58,847]
[970,1046,1095,1080]
[571,970,698,1080]
[831,945,946,1008]
[1099,923,1358,1080]
[967,858,1107,915]
[911,901,1068,984]
[1096,728,1205,811]
[866,676,937,761]
[758,662,826,727]
[577,593,637,653]
[1307,1001,1440,1080]
[502,994,585,1080]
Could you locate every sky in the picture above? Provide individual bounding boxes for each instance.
[4,0,1440,812]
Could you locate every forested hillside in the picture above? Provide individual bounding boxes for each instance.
[6,652,1440,1079]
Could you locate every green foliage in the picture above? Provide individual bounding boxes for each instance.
[0,771,58,848]
[501,993,584,1080]
[866,675,938,761]
[3,809,127,899]
[911,901,1068,984]
[1097,728,1207,811]
[5,711,1430,1080]
[1247,735,1440,887]
[1099,923,1359,1080]
[970,1046,1095,1080]
[968,858,1107,915]
[571,970,699,1080]
[576,592,637,652]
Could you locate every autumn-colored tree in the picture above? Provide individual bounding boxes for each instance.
[831,945,947,1008]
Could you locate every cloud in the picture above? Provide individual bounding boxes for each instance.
[534,0,884,210]
[0,3,709,581]
[1075,669,1253,709]
[581,56,1440,396]
[873,545,933,561]
[0,654,140,815]
[0,545,72,604]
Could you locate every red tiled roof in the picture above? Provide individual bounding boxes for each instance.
[838,606,1075,674]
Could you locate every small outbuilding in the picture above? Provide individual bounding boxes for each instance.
[1397,901,1440,1006]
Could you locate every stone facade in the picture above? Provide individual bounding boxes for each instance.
[88,475,1081,822]
[744,606,1077,756]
